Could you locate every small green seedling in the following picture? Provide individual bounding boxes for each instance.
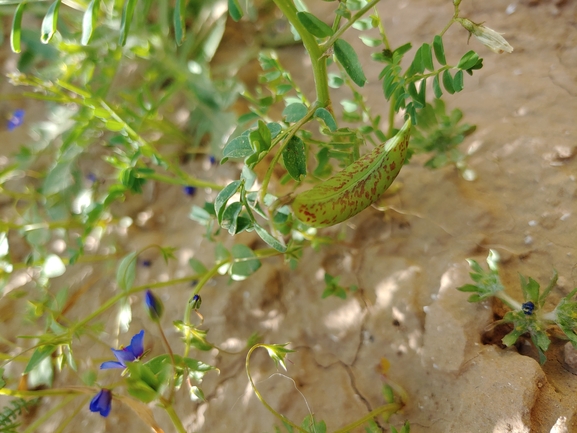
[459,250,577,364]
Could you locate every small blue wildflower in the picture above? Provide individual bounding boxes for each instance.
[208,155,216,165]
[183,186,196,196]
[141,259,152,268]
[89,389,112,417]
[7,109,25,131]
[522,301,535,316]
[190,294,202,310]
[145,290,163,321]
[100,330,145,370]
[86,173,97,183]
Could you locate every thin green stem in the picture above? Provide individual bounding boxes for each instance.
[494,291,522,311]
[156,321,178,401]
[54,79,222,192]
[246,344,308,433]
[322,0,381,54]
[387,95,396,137]
[0,387,92,398]
[439,3,459,37]
[541,310,558,322]
[161,398,187,433]
[144,171,223,191]
[439,18,456,37]
[333,403,402,433]
[259,107,316,205]
[374,7,391,51]
[53,398,88,433]
[273,0,330,106]
[72,275,200,332]
[22,395,77,433]
[183,261,224,357]
[0,220,85,232]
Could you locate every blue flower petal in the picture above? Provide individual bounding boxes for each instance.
[145,290,163,320]
[129,330,145,358]
[101,330,145,369]
[100,360,125,370]
[111,348,137,365]
[89,389,112,417]
[7,109,25,131]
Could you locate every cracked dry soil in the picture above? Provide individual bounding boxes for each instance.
[1,0,577,432]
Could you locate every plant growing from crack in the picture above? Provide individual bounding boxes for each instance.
[458,249,577,364]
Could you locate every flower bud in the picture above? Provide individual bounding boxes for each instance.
[522,301,535,316]
[145,290,164,321]
[456,18,513,54]
[89,389,112,417]
[183,186,197,196]
[190,294,202,310]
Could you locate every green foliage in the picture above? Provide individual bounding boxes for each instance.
[262,343,294,371]
[409,99,477,170]
[0,0,515,430]
[334,38,367,87]
[322,273,358,300]
[459,251,576,364]
[457,249,503,302]
[0,398,40,433]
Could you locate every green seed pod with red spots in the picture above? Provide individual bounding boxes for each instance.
[292,119,411,228]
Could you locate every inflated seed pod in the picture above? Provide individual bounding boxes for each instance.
[292,119,411,228]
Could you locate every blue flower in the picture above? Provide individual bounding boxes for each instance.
[183,186,196,196]
[144,290,163,321]
[89,389,112,417]
[7,109,25,131]
[100,330,145,370]
[522,301,535,316]
[208,155,216,165]
[190,294,202,310]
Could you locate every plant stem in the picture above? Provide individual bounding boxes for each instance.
[0,387,90,398]
[259,107,315,205]
[439,2,460,37]
[374,7,391,51]
[145,171,223,190]
[322,0,381,54]
[387,95,396,137]
[245,344,308,433]
[156,321,178,401]
[333,403,402,433]
[541,311,558,322]
[65,247,277,345]
[182,261,226,357]
[161,399,188,433]
[495,291,522,311]
[54,398,88,433]
[272,0,330,106]
[22,395,77,433]
[53,79,221,192]
[72,275,200,332]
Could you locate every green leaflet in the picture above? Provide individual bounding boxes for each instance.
[41,0,61,44]
[11,1,27,53]
[333,38,367,87]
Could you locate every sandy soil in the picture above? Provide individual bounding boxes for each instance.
[1,0,577,432]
